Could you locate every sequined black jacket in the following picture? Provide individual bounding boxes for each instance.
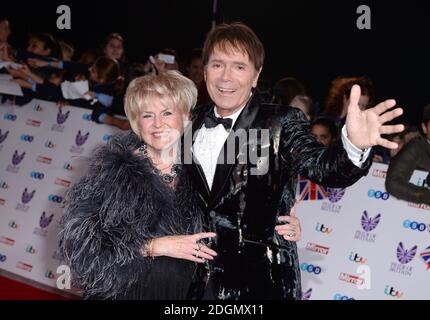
[187,90,372,300]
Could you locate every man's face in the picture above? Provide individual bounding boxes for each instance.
[27,38,51,56]
[422,121,430,140]
[204,45,261,117]
[0,20,11,44]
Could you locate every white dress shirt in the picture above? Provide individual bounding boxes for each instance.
[193,107,370,190]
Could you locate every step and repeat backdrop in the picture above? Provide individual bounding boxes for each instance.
[0,99,429,299]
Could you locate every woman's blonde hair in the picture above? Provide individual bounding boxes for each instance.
[124,70,198,136]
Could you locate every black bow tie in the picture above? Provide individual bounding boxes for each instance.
[204,111,233,130]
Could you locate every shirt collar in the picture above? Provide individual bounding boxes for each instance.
[213,92,252,128]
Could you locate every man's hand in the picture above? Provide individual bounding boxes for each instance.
[346,84,404,150]
[275,207,302,241]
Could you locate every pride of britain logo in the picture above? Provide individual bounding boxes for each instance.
[51,109,70,132]
[354,210,381,243]
[34,212,54,237]
[70,130,90,154]
[6,150,26,173]
[389,242,417,277]
[321,187,346,213]
[16,188,35,213]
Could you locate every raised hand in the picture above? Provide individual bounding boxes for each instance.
[345,84,404,150]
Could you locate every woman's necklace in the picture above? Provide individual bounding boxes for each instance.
[137,144,180,184]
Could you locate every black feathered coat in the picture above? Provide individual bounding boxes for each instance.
[59,132,205,299]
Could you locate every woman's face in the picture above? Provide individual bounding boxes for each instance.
[311,124,333,146]
[138,96,186,154]
[104,38,124,60]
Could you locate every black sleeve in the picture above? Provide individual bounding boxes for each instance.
[279,107,372,188]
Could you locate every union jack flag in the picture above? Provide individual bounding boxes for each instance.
[421,245,430,270]
[297,176,328,201]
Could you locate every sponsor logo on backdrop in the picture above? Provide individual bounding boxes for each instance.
[333,293,355,300]
[306,242,330,255]
[339,272,365,286]
[54,178,71,188]
[20,134,34,142]
[37,155,52,164]
[26,244,37,255]
[33,104,43,112]
[33,212,54,237]
[0,236,15,246]
[63,162,73,171]
[3,113,17,121]
[48,194,64,204]
[321,188,346,213]
[297,177,328,201]
[300,263,322,275]
[408,202,430,211]
[0,253,6,262]
[420,245,430,270]
[16,261,33,272]
[6,150,26,173]
[315,222,332,234]
[403,219,427,232]
[30,171,45,180]
[0,180,8,189]
[349,252,367,264]
[354,210,381,243]
[16,188,35,212]
[26,119,41,127]
[384,285,403,299]
[367,189,390,200]
[52,109,70,132]
[8,220,19,229]
[372,168,387,178]
[301,288,312,300]
[45,140,56,149]
[45,270,56,279]
[70,130,89,154]
[0,129,9,150]
[389,242,417,276]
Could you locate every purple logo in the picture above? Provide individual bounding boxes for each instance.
[75,130,89,146]
[39,212,54,228]
[361,210,381,232]
[12,150,26,166]
[397,242,417,264]
[57,109,70,125]
[301,288,312,300]
[0,129,9,143]
[21,188,35,204]
[327,188,346,203]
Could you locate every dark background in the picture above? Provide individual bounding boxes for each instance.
[3,0,429,125]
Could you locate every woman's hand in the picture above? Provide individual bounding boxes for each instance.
[150,232,217,263]
[275,206,302,241]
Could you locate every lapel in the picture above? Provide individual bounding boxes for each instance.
[209,89,261,207]
[186,105,213,204]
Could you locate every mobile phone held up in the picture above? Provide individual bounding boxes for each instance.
[157,53,175,64]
